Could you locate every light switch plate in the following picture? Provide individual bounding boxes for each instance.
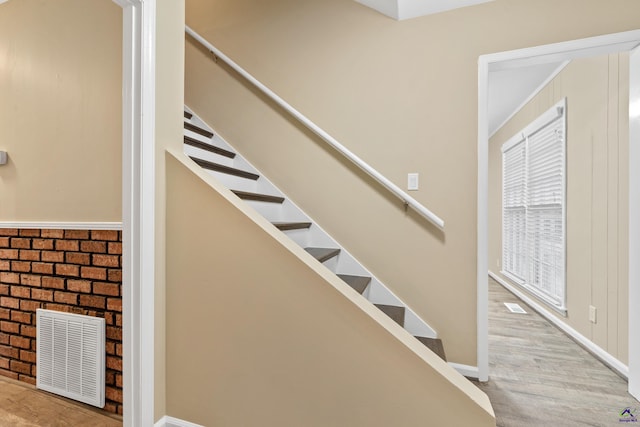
[408,173,419,191]
[0,151,7,165]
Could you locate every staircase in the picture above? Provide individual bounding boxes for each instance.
[182,108,447,362]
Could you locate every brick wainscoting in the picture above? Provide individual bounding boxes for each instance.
[0,228,123,415]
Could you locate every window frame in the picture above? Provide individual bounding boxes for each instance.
[501,98,567,314]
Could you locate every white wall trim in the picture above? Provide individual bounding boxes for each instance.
[117,0,157,425]
[154,416,204,427]
[0,222,122,230]
[119,4,140,426]
[449,363,480,380]
[486,34,640,72]
[489,271,629,378]
[477,53,490,383]
[628,44,640,401]
[478,29,640,401]
[138,1,157,424]
[138,0,156,426]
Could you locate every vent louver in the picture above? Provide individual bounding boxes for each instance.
[504,302,527,314]
[36,309,105,408]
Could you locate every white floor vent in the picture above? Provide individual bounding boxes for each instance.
[504,302,527,314]
[36,309,105,408]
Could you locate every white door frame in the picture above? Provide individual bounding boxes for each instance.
[478,30,640,400]
[628,44,640,400]
[113,0,156,425]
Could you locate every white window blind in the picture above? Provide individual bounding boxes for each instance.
[503,139,527,281]
[502,99,566,311]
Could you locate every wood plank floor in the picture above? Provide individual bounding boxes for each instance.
[473,278,638,426]
[0,376,121,426]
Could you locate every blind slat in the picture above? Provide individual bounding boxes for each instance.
[502,101,565,308]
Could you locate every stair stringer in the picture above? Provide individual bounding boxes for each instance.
[185,107,437,339]
[165,149,495,426]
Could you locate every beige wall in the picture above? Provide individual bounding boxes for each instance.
[489,53,630,364]
[0,0,122,222]
[165,151,494,426]
[154,0,186,421]
[184,0,640,365]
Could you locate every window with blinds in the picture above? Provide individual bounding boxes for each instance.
[502,99,566,311]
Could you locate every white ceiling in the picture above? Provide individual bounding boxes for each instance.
[488,61,566,136]
[355,0,495,20]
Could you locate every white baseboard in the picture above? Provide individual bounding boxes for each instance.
[0,221,122,230]
[489,271,629,378]
[450,362,479,379]
[154,416,204,427]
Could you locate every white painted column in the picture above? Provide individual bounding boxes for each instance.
[119,0,157,425]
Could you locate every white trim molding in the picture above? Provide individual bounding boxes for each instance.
[449,363,480,380]
[116,0,157,425]
[628,44,640,401]
[154,416,204,427]
[477,51,490,383]
[489,272,629,378]
[0,222,122,230]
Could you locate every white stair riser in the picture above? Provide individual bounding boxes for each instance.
[279,227,310,248]
[367,280,403,308]
[230,155,260,176]
[321,256,339,273]
[184,128,213,141]
[246,198,312,223]
[184,113,210,131]
[241,201,284,222]
[404,309,437,338]
[203,170,258,193]
[183,145,235,167]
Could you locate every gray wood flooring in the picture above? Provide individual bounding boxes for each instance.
[472,278,638,426]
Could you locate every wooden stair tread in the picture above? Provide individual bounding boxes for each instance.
[273,222,312,231]
[305,247,340,263]
[184,111,193,119]
[374,304,405,327]
[415,336,447,361]
[189,156,259,180]
[337,274,371,294]
[184,122,214,138]
[184,136,235,159]
[232,190,284,204]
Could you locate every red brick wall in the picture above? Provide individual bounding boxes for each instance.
[0,228,123,415]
